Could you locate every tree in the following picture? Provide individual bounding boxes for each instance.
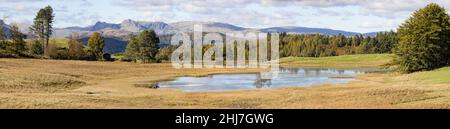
[29,39,44,56]
[155,46,176,62]
[394,3,450,73]
[373,31,397,53]
[30,5,54,56]
[87,32,104,60]
[67,33,85,60]
[137,30,159,63]
[47,39,68,60]
[124,30,160,63]
[124,36,139,62]
[9,24,26,55]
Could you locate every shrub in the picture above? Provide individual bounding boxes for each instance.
[29,39,44,56]
[47,44,68,60]
[155,46,175,62]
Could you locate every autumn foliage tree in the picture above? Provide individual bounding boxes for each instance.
[87,32,105,60]
[67,33,85,60]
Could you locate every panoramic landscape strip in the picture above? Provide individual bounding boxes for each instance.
[0,1,449,109]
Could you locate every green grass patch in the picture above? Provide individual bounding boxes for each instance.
[49,38,70,48]
[411,66,450,84]
[111,52,125,60]
[280,54,394,68]
[25,38,70,48]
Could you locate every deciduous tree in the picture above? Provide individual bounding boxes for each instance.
[87,32,104,60]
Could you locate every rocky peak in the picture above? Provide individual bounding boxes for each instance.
[120,19,144,32]
[90,21,120,31]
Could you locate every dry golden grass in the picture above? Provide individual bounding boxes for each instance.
[1,55,449,109]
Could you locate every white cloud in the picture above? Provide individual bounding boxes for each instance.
[359,20,399,29]
[3,0,450,32]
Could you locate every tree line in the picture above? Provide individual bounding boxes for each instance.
[279,31,397,57]
[0,5,167,62]
[0,24,27,58]
[0,6,106,61]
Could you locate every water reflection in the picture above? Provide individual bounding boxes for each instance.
[254,74,272,88]
[158,67,370,92]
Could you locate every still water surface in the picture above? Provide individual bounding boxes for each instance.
[158,67,371,92]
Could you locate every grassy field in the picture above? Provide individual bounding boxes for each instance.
[411,67,450,84]
[25,38,69,48]
[280,54,394,68]
[1,54,450,108]
[49,38,70,48]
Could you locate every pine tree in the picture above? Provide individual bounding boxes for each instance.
[87,32,104,60]
[43,6,54,46]
[124,30,160,63]
[30,5,54,56]
[135,30,160,63]
[139,30,159,62]
[394,3,450,73]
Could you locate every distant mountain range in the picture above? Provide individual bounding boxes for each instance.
[52,19,378,38]
[1,19,381,54]
[2,19,381,39]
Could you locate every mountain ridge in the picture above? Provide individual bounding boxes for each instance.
[52,19,379,38]
[5,19,381,39]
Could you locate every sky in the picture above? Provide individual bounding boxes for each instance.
[1,0,450,33]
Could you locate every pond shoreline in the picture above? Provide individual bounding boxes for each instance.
[155,67,374,92]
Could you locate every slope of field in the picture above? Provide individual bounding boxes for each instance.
[411,67,450,84]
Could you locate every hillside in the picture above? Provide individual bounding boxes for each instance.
[24,37,127,54]
[80,37,127,54]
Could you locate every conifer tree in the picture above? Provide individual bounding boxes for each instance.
[394,3,450,73]
[30,5,54,56]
